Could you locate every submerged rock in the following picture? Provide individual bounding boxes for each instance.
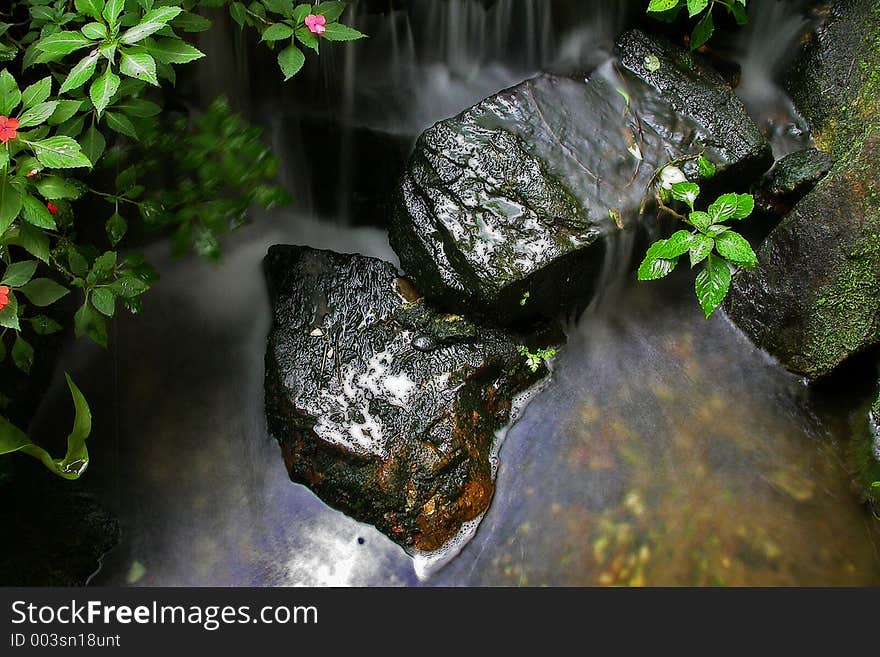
[264,246,543,551]
[389,29,770,324]
[727,1,880,380]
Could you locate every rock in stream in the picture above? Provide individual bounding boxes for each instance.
[264,246,544,551]
[389,29,771,325]
[726,0,880,380]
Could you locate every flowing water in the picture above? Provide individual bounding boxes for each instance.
[27,0,880,586]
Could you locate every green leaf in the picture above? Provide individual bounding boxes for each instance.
[81,22,108,41]
[120,50,158,86]
[91,250,117,279]
[277,44,305,80]
[0,292,19,330]
[730,2,749,25]
[694,254,731,318]
[103,0,125,28]
[698,155,716,179]
[670,181,700,210]
[20,77,52,110]
[91,287,116,317]
[262,23,295,41]
[292,4,312,23]
[146,39,205,64]
[110,274,149,298]
[121,8,184,45]
[2,260,38,287]
[19,277,69,307]
[315,1,347,22]
[230,2,247,28]
[638,240,680,281]
[17,101,58,128]
[0,175,22,234]
[36,175,82,200]
[74,302,107,347]
[322,23,367,41]
[647,0,680,11]
[60,50,100,94]
[708,193,738,223]
[714,230,757,268]
[75,0,105,21]
[690,10,714,50]
[689,210,711,232]
[264,0,295,17]
[105,212,127,246]
[36,32,94,57]
[49,99,84,125]
[29,136,93,169]
[295,27,319,53]
[89,65,120,116]
[0,69,21,116]
[30,315,62,335]
[14,222,50,263]
[20,194,56,230]
[731,193,754,220]
[0,373,93,479]
[171,11,212,33]
[115,98,161,117]
[654,229,693,258]
[688,234,714,267]
[105,111,138,139]
[12,334,33,373]
[81,124,106,164]
[687,0,709,17]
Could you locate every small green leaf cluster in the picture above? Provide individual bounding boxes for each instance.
[646,0,749,50]
[228,1,365,80]
[638,166,757,318]
[517,345,558,373]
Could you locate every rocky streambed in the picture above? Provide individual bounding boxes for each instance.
[264,3,880,555]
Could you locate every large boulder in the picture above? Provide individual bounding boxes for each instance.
[726,1,880,380]
[388,29,771,324]
[264,246,543,551]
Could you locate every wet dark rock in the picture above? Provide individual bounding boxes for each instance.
[264,245,544,551]
[389,29,770,325]
[752,148,832,215]
[726,1,880,381]
[0,472,120,586]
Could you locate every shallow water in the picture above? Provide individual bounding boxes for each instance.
[24,0,880,586]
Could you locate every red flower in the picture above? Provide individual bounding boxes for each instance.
[0,285,10,313]
[46,202,58,215]
[0,116,19,143]
[304,14,327,35]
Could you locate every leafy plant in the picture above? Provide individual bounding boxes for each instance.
[517,345,557,373]
[0,0,361,479]
[637,160,757,318]
[226,0,365,80]
[646,0,749,50]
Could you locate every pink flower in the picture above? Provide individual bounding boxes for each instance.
[0,285,10,313]
[0,116,19,143]
[305,13,326,35]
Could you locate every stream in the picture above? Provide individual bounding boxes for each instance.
[27,0,880,586]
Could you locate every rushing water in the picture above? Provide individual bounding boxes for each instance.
[26,0,880,585]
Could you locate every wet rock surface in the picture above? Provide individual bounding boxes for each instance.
[0,472,120,586]
[264,245,543,551]
[389,29,771,325]
[752,147,832,215]
[727,1,880,380]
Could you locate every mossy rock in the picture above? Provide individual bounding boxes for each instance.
[726,0,880,380]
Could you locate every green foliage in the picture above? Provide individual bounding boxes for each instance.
[0,0,361,479]
[646,0,749,49]
[517,345,558,373]
[227,0,365,80]
[637,161,757,318]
